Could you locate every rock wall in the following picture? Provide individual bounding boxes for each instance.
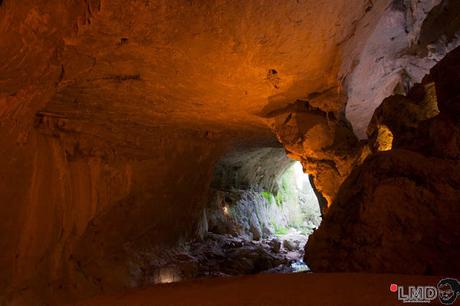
[270,100,366,210]
[206,148,320,240]
[1,0,459,304]
[0,122,224,304]
[343,0,460,138]
[305,46,460,274]
[268,0,460,211]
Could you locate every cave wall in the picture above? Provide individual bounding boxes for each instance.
[1,122,225,304]
[305,46,460,275]
[1,0,460,304]
[0,3,226,299]
[206,147,322,240]
[269,100,366,210]
[343,0,460,138]
[268,0,460,238]
[207,148,291,239]
[211,147,292,193]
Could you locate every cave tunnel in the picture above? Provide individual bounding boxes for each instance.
[147,147,324,285]
[1,0,460,305]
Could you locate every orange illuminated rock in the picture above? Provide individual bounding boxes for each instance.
[270,100,365,209]
[305,45,460,275]
[0,1,381,304]
[1,1,459,305]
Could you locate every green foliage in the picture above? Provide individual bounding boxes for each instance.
[274,192,283,206]
[274,225,289,236]
[256,162,322,238]
[260,191,273,203]
[273,166,297,208]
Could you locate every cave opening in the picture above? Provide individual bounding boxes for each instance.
[148,148,322,283]
[206,148,323,274]
[151,148,322,284]
[208,148,322,239]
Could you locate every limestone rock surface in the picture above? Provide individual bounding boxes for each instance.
[271,100,365,209]
[305,45,460,274]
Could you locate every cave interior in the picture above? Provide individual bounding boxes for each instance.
[1,0,460,305]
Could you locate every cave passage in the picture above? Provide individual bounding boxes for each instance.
[3,1,460,304]
[151,148,322,284]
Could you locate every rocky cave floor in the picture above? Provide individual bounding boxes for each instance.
[143,229,310,285]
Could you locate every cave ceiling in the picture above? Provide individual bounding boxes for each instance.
[1,0,379,148]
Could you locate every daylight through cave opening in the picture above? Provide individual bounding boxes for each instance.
[203,147,322,275]
[151,148,324,284]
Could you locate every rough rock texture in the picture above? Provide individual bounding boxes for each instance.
[132,232,308,285]
[0,1,379,304]
[305,46,460,274]
[1,125,226,304]
[344,0,460,138]
[270,100,366,209]
[206,148,291,239]
[210,148,291,194]
[206,148,321,240]
[366,78,439,152]
[1,0,459,304]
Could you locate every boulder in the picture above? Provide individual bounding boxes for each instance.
[283,239,297,252]
[269,239,281,253]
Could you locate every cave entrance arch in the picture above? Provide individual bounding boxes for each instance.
[203,147,322,274]
[151,147,323,284]
[208,148,322,240]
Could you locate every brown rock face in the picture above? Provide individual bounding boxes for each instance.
[270,100,365,210]
[0,1,380,304]
[305,46,460,274]
[367,79,439,152]
[1,0,459,304]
